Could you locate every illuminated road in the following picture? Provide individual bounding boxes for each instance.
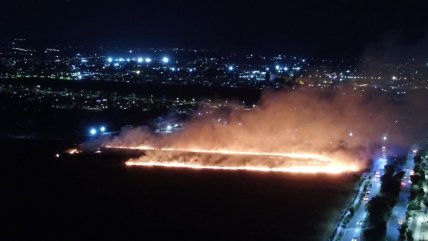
[410,154,427,241]
[338,149,415,241]
[413,207,428,241]
[413,171,428,241]
[336,156,386,241]
[336,145,420,241]
[385,151,415,241]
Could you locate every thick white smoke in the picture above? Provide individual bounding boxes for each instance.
[103,87,428,170]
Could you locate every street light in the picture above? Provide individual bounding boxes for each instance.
[89,128,97,136]
[100,126,106,132]
[162,57,169,63]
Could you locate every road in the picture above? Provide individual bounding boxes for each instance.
[336,147,418,241]
[385,151,415,241]
[412,168,428,241]
[413,208,428,241]
[336,156,385,241]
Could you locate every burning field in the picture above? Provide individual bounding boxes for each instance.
[105,146,361,174]
[90,87,428,175]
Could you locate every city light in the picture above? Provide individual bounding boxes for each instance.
[89,128,97,136]
[5,4,428,240]
[162,57,169,63]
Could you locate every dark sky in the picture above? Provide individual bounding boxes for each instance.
[1,0,427,57]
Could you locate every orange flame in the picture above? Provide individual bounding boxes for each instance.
[66,148,81,155]
[105,145,361,174]
[125,160,358,174]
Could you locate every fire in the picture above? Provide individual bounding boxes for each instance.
[106,145,335,162]
[104,145,361,174]
[66,148,81,155]
[125,160,357,174]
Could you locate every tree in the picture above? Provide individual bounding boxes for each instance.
[363,223,387,241]
[366,196,390,227]
[408,200,420,211]
[380,173,401,199]
[410,184,425,202]
[384,164,395,176]
[414,155,422,165]
[349,206,355,216]
[406,230,414,241]
[394,171,405,180]
[398,223,408,240]
[410,174,424,187]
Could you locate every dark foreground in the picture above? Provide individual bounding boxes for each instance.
[4,139,358,241]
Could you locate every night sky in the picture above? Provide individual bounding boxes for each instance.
[1,0,427,57]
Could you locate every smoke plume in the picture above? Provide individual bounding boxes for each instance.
[103,87,428,170]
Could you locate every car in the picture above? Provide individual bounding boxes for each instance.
[352,237,358,241]
[357,220,363,225]
[363,195,369,201]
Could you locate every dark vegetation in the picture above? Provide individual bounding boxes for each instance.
[4,138,358,241]
[408,153,426,209]
[363,157,406,241]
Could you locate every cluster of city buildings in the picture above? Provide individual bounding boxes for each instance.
[1,39,428,93]
[0,82,251,117]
